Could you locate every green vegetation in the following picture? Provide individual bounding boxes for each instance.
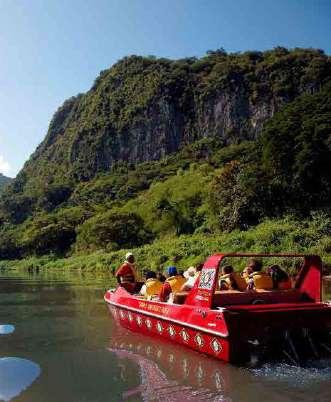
[1,214,330,277]
[0,48,330,270]
[0,173,12,193]
[3,48,331,214]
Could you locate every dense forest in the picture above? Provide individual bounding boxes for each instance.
[0,47,330,271]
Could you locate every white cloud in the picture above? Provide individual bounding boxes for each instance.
[0,155,11,176]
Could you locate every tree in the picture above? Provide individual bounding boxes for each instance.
[76,211,152,251]
[208,161,267,231]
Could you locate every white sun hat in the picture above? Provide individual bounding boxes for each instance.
[184,266,196,279]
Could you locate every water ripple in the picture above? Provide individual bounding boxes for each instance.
[250,359,331,386]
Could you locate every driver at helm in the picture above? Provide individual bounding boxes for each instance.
[115,252,137,293]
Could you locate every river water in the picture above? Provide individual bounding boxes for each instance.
[0,271,330,402]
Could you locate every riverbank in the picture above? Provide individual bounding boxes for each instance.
[1,216,330,276]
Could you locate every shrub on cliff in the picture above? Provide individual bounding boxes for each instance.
[75,211,152,252]
[208,161,269,231]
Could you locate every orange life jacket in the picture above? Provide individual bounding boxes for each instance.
[250,272,273,290]
[116,262,136,283]
[166,276,186,294]
[145,278,162,297]
[220,273,247,291]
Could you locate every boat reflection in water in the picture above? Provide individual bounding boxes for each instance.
[108,324,232,402]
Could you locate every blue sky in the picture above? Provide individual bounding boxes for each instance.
[0,0,330,177]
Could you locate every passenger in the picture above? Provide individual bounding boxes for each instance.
[156,272,166,283]
[195,263,204,279]
[241,266,253,282]
[115,252,137,293]
[246,258,273,290]
[159,266,186,303]
[181,266,197,291]
[219,265,247,291]
[140,271,162,299]
[267,264,292,290]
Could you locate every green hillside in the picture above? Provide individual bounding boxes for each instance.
[0,48,330,269]
[0,174,12,194]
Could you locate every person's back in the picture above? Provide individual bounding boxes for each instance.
[140,271,162,299]
[145,277,162,296]
[250,271,273,290]
[219,266,234,290]
[156,272,166,283]
[267,265,292,290]
[166,274,186,293]
[220,266,247,291]
[246,258,273,290]
[231,272,247,291]
[159,266,186,302]
[115,252,137,293]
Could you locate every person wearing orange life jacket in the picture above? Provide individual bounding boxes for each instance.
[140,271,162,299]
[159,266,186,302]
[246,258,273,290]
[219,265,247,291]
[115,252,137,293]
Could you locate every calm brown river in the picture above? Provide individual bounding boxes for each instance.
[0,271,330,402]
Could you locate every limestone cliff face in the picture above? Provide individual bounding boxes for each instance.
[15,48,331,188]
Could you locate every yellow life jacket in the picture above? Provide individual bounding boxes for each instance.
[242,269,252,284]
[220,273,247,291]
[251,272,273,290]
[145,278,162,297]
[166,276,186,294]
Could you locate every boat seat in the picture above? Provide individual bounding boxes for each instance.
[173,291,189,304]
[212,289,305,307]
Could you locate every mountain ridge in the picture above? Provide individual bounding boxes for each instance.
[0,47,330,261]
[14,47,331,192]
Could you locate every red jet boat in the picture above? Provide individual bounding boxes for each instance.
[104,253,331,364]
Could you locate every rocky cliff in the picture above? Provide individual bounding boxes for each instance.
[15,47,330,192]
[0,48,330,258]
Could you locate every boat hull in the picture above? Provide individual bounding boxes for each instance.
[104,282,238,360]
[106,302,232,362]
[105,287,331,364]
